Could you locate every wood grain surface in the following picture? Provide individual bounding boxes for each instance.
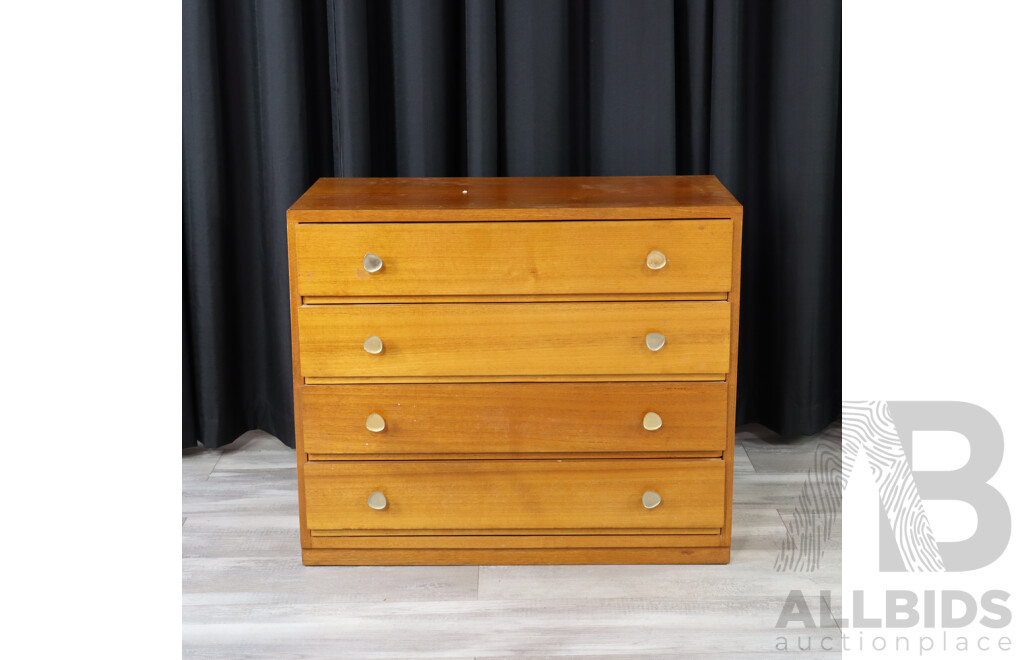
[284,175,743,566]
[301,382,728,456]
[287,175,741,222]
[297,301,731,379]
[300,547,730,566]
[303,458,726,532]
[295,220,733,296]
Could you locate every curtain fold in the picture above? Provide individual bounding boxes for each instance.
[183,0,333,448]
[183,0,840,448]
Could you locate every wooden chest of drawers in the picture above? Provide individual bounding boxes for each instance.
[287,176,742,565]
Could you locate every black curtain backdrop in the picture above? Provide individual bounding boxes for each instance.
[184,0,840,449]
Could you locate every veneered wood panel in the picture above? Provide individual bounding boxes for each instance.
[295,220,733,297]
[307,452,724,461]
[308,532,722,545]
[286,219,312,547]
[288,176,741,222]
[303,374,726,384]
[297,301,731,378]
[301,546,730,565]
[303,293,727,304]
[286,175,741,565]
[723,210,743,547]
[304,458,726,532]
[301,382,728,456]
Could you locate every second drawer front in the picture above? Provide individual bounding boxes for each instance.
[304,458,726,532]
[302,382,728,456]
[298,301,731,379]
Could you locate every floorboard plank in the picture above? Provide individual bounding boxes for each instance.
[182,425,842,658]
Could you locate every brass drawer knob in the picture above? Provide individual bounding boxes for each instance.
[646,250,667,270]
[363,253,383,273]
[363,335,384,354]
[645,332,666,352]
[642,490,662,510]
[366,413,386,432]
[642,412,663,431]
[368,491,388,510]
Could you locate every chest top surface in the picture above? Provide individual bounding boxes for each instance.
[288,175,741,222]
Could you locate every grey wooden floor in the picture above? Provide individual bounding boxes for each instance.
[183,424,841,659]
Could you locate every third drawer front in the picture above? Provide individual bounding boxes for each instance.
[298,301,731,379]
[304,458,727,533]
[302,382,728,456]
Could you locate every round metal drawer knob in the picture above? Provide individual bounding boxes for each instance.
[363,253,383,273]
[642,490,662,510]
[643,412,663,431]
[367,491,388,510]
[645,332,666,352]
[366,413,386,433]
[646,250,668,270]
[363,335,383,354]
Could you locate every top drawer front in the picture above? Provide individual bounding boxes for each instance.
[295,220,733,297]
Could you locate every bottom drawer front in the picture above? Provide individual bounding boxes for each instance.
[304,459,725,532]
